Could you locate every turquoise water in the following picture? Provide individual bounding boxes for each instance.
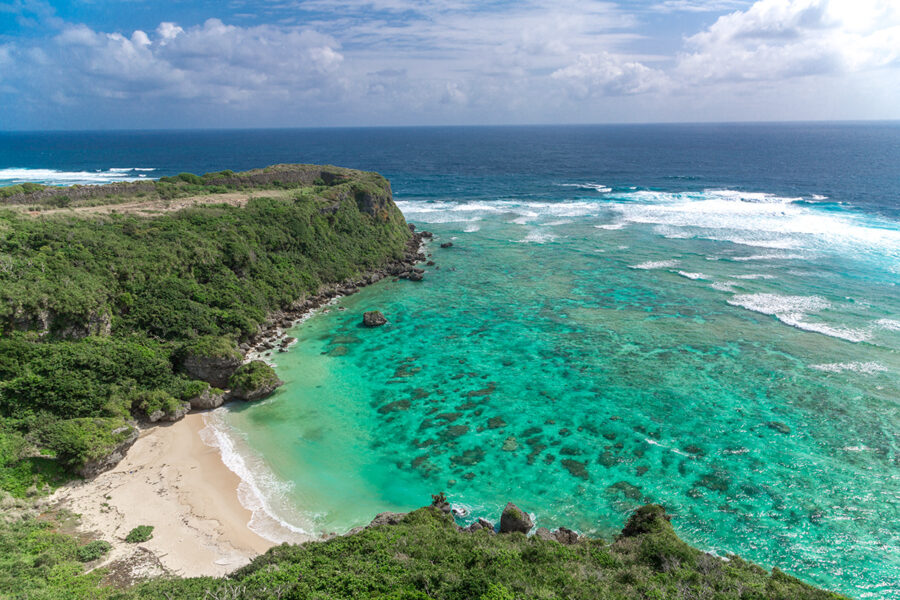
[220,189,900,599]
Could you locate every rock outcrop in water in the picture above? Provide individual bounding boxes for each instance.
[499,502,534,534]
[228,361,284,401]
[363,311,388,327]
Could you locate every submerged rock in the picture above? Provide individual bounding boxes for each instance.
[767,421,791,435]
[499,502,534,534]
[440,242,453,248]
[363,311,388,327]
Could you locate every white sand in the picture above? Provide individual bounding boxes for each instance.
[51,413,275,579]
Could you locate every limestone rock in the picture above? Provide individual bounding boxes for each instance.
[189,387,226,410]
[77,424,139,479]
[229,361,284,402]
[499,502,533,534]
[182,353,242,389]
[363,311,387,327]
[367,512,407,528]
[535,527,555,541]
[553,527,580,545]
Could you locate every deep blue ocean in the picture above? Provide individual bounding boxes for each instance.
[2,123,899,599]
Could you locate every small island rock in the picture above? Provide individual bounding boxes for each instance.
[363,311,388,327]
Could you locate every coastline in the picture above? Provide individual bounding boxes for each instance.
[50,413,278,580]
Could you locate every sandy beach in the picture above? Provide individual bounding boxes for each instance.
[51,413,276,580]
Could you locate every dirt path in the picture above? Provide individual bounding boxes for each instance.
[20,190,294,217]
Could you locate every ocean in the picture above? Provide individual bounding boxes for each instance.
[2,123,899,598]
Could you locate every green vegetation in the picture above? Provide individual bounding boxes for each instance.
[182,335,242,360]
[0,504,847,599]
[0,182,46,199]
[0,164,411,494]
[76,540,112,562]
[125,525,154,543]
[0,515,114,599]
[229,361,280,393]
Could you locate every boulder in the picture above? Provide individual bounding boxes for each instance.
[619,504,672,538]
[181,337,243,388]
[440,242,453,248]
[161,401,191,422]
[535,527,555,541]
[499,502,533,534]
[189,387,226,410]
[363,311,388,327]
[77,424,140,479]
[408,272,424,281]
[367,512,407,528]
[553,527,580,545]
[229,361,284,402]
[421,231,433,238]
[477,518,495,532]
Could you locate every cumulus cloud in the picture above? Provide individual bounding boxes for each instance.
[552,52,669,96]
[9,18,344,106]
[677,0,900,82]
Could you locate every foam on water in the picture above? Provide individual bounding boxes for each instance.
[557,182,612,193]
[516,229,557,244]
[676,271,706,280]
[200,411,312,543]
[0,166,156,185]
[727,294,871,342]
[810,362,888,374]
[630,259,679,270]
[605,189,900,259]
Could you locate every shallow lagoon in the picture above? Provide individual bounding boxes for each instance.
[222,189,900,599]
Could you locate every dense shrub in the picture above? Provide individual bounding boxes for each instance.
[125,525,154,543]
[76,540,111,562]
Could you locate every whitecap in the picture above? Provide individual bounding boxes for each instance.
[810,362,887,374]
[728,293,871,342]
[731,254,806,262]
[733,274,775,280]
[595,223,625,230]
[875,319,900,331]
[557,183,612,193]
[676,271,706,280]
[605,188,900,260]
[516,229,557,244]
[629,259,679,270]
[0,166,155,186]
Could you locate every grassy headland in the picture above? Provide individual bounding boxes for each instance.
[0,164,414,493]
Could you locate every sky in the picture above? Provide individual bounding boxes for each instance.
[0,0,898,129]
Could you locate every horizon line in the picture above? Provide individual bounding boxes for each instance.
[2,118,899,135]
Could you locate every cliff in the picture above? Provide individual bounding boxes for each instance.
[0,164,419,486]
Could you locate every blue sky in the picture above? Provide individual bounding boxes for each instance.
[1,0,898,129]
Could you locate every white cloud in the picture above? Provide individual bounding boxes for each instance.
[552,52,669,96]
[650,0,751,12]
[36,19,345,104]
[677,0,900,82]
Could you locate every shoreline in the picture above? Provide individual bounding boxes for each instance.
[50,413,278,580]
